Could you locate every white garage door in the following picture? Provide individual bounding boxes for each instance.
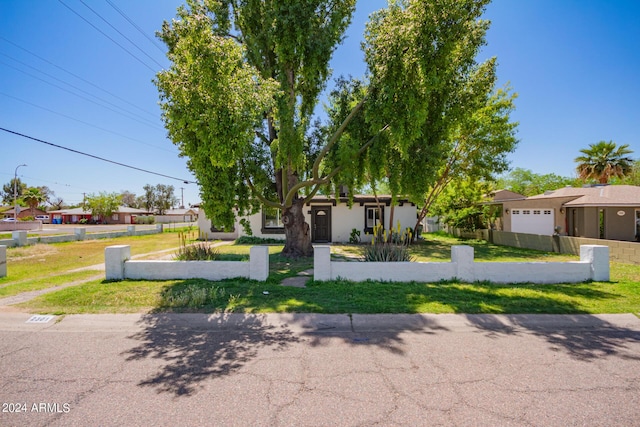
[511,209,555,235]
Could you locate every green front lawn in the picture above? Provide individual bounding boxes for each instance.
[16,234,640,315]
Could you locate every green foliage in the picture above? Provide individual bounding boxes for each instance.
[160,284,230,308]
[575,140,634,184]
[84,192,122,220]
[349,228,361,244]
[431,179,489,231]
[139,184,178,215]
[1,178,27,205]
[135,216,155,225]
[496,168,579,196]
[239,218,253,236]
[22,187,46,214]
[363,223,414,262]
[235,236,285,245]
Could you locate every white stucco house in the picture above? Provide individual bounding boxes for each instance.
[197,195,418,243]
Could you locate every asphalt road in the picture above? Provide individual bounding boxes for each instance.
[26,222,194,235]
[1,312,639,426]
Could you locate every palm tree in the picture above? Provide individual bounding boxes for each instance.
[22,187,45,216]
[574,141,634,184]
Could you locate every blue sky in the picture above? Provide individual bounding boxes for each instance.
[1,0,638,207]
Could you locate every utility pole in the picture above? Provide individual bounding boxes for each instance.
[180,187,185,209]
[13,164,27,228]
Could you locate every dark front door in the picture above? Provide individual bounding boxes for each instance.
[312,206,331,243]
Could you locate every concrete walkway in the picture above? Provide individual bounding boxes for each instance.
[0,312,639,426]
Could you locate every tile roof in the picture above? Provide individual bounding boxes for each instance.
[527,185,640,207]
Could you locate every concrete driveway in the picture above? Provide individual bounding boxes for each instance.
[1,312,639,426]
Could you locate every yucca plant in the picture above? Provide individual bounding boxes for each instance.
[363,222,414,262]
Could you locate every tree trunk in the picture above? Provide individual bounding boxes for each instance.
[281,199,313,258]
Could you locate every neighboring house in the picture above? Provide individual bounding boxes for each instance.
[2,207,48,220]
[198,195,418,243]
[48,206,151,225]
[155,208,199,223]
[498,185,640,242]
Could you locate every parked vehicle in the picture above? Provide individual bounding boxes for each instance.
[35,215,50,223]
[1,217,17,222]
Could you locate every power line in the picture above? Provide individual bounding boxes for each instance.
[0,57,162,130]
[105,0,166,54]
[0,91,176,153]
[57,0,157,73]
[0,35,158,119]
[77,0,165,69]
[0,127,196,184]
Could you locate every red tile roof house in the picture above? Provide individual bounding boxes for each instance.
[48,206,151,225]
[499,185,640,242]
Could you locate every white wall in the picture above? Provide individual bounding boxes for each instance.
[198,203,418,243]
[314,245,610,284]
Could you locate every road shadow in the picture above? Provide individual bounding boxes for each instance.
[297,313,451,356]
[463,314,640,361]
[122,313,299,396]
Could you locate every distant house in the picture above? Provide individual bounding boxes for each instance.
[2,206,48,220]
[48,206,151,225]
[198,194,418,243]
[154,208,198,223]
[498,185,640,242]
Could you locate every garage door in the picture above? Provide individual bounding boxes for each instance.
[511,209,555,235]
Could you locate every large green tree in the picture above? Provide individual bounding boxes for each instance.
[2,178,27,205]
[322,0,517,236]
[575,141,634,184]
[22,187,46,216]
[156,0,504,256]
[84,192,122,222]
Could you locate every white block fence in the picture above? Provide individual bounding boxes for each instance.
[105,245,269,282]
[314,244,610,284]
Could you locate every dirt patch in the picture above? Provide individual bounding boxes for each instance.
[7,244,59,262]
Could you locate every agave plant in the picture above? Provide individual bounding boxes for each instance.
[363,222,414,262]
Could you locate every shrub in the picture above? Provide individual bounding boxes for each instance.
[349,228,361,244]
[363,223,414,262]
[235,235,284,245]
[135,216,155,224]
[174,231,219,260]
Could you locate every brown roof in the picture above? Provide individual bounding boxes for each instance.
[489,189,527,202]
[527,185,640,207]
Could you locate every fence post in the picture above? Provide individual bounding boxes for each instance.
[12,230,27,247]
[313,245,331,281]
[0,245,6,277]
[451,245,474,282]
[580,245,610,281]
[249,246,269,281]
[127,225,136,236]
[105,245,130,280]
[74,228,86,241]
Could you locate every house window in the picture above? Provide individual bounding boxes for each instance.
[262,207,285,234]
[364,206,384,233]
[112,214,119,221]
